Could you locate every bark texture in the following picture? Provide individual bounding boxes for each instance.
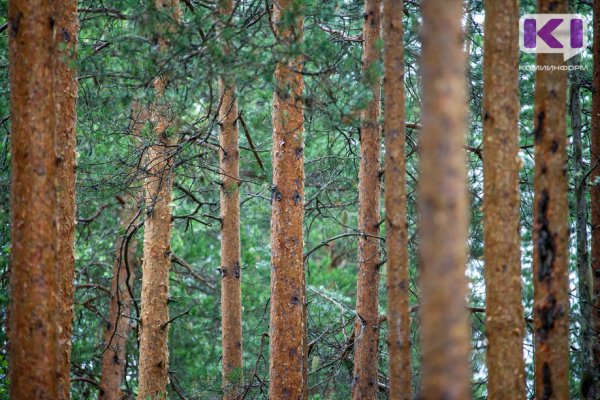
[100,195,139,400]
[532,1,570,399]
[382,0,410,399]
[218,0,243,397]
[419,1,470,399]
[137,1,179,398]
[591,0,600,397]
[55,1,79,398]
[8,0,60,398]
[138,95,175,400]
[482,1,525,398]
[269,0,306,398]
[352,0,382,398]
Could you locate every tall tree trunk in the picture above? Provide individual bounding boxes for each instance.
[269,0,306,398]
[352,0,382,398]
[137,1,179,398]
[100,104,147,400]
[482,1,525,398]
[100,195,140,400]
[8,0,60,398]
[591,1,600,398]
[217,0,243,398]
[532,1,570,399]
[383,0,410,398]
[138,87,175,400]
[55,1,79,398]
[419,1,470,399]
[570,54,594,399]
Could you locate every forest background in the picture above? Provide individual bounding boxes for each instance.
[0,0,596,398]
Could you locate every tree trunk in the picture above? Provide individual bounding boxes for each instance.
[352,0,382,398]
[54,1,79,398]
[482,1,525,398]
[8,1,60,398]
[570,53,594,399]
[269,0,306,398]
[137,1,179,399]
[419,1,470,399]
[591,1,600,398]
[217,0,243,398]
[100,103,147,399]
[100,195,140,400]
[532,1,570,399]
[383,0,410,399]
[138,90,175,400]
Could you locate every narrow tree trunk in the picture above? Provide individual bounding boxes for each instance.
[482,1,525,398]
[100,103,147,400]
[419,1,470,399]
[55,2,79,398]
[570,54,594,399]
[269,0,306,398]
[137,1,179,398]
[352,0,382,398]
[217,0,243,398]
[138,92,175,400]
[532,1,570,399]
[100,195,139,400]
[8,1,60,398]
[383,1,410,398]
[591,1,600,398]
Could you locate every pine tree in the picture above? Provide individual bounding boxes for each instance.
[570,50,594,399]
[54,1,79,397]
[532,1,570,398]
[100,104,146,400]
[8,0,60,398]
[419,0,470,398]
[591,0,600,397]
[482,1,525,398]
[383,0,411,398]
[217,0,243,397]
[137,1,180,398]
[269,0,307,398]
[99,194,139,400]
[352,0,382,397]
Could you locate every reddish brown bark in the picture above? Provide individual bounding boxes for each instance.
[532,1,570,399]
[99,195,139,400]
[382,0,410,398]
[138,96,174,400]
[8,0,60,398]
[54,1,79,398]
[482,1,525,398]
[419,1,470,399]
[137,1,179,399]
[99,104,147,399]
[217,0,243,397]
[352,0,382,398]
[592,0,600,397]
[269,0,306,398]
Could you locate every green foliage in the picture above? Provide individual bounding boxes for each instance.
[0,0,595,398]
